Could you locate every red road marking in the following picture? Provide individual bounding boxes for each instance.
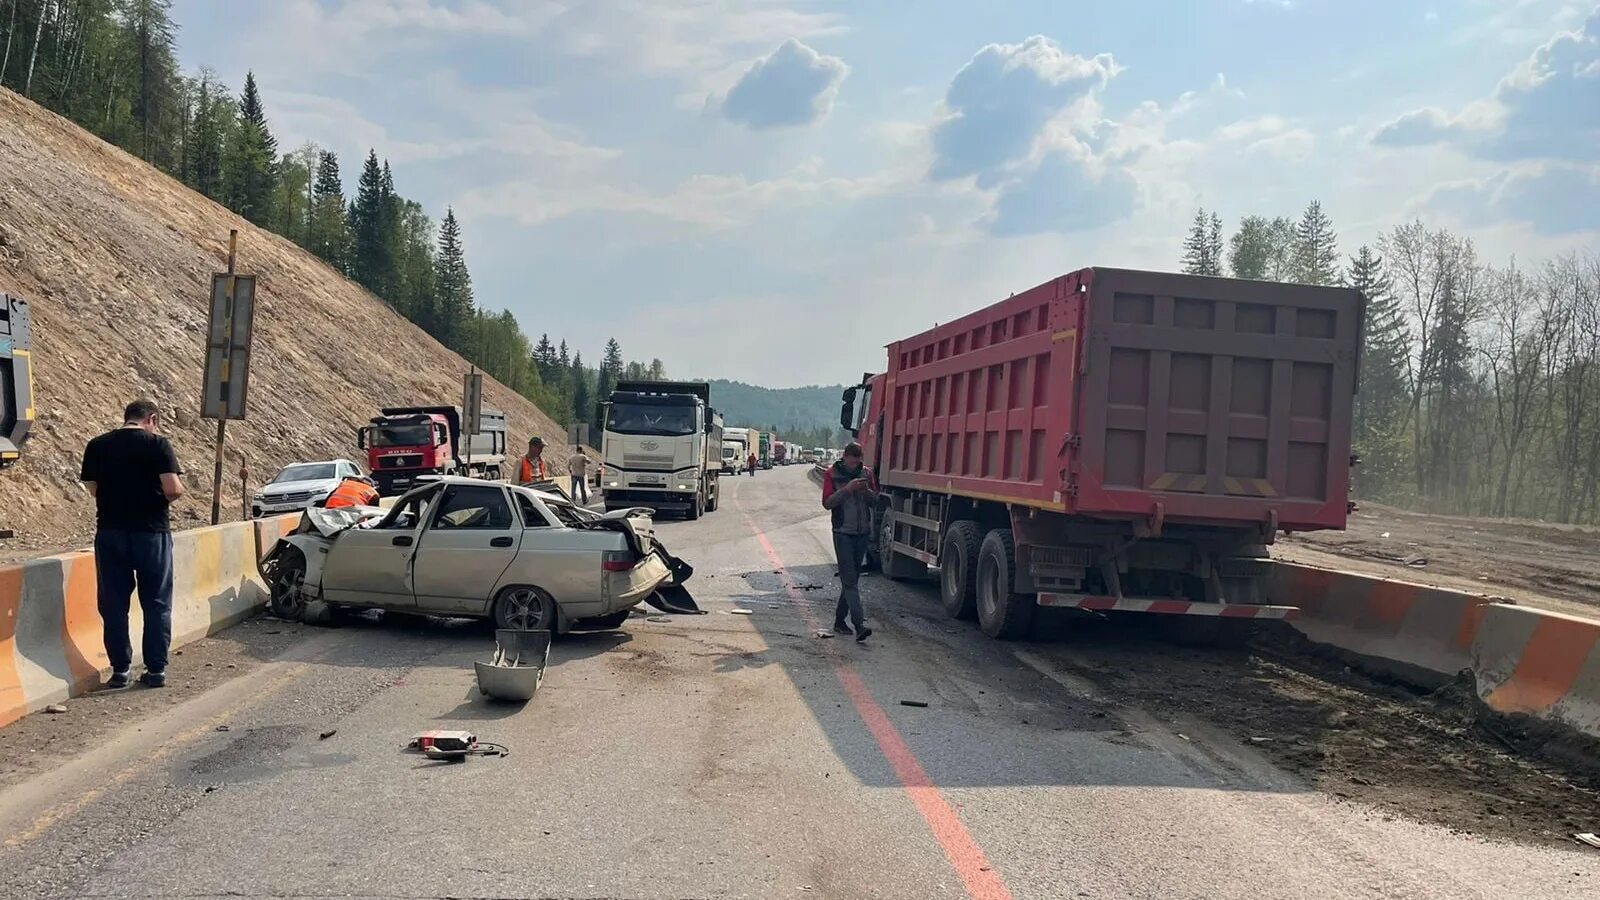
[746,519,1012,900]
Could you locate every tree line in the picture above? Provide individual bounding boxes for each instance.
[1181,203,1600,524]
[0,0,636,435]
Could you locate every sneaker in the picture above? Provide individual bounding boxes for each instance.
[138,670,167,689]
[106,670,131,689]
[833,621,854,636]
[855,626,873,643]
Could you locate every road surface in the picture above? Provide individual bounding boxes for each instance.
[0,468,1594,899]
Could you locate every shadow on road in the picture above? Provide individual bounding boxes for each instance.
[710,562,1322,795]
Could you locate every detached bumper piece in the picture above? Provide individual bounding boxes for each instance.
[474,629,551,702]
[644,553,704,615]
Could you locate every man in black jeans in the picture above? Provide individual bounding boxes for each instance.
[80,399,185,688]
[821,442,878,642]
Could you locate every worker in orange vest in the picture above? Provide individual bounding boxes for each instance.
[321,476,379,510]
[517,436,548,484]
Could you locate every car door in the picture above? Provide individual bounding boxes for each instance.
[412,483,521,615]
[320,485,440,609]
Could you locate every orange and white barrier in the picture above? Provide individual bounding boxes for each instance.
[0,514,297,727]
[1268,561,1600,740]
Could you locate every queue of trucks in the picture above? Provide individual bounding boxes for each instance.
[841,266,1363,639]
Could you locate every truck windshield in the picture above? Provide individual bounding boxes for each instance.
[607,403,696,437]
[372,425,433,447]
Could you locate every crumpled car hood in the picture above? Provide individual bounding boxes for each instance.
[299,505,385,538]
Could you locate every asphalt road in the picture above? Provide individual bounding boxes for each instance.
[0,468,1595,899]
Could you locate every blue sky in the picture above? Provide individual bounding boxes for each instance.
[171,0,1600,387]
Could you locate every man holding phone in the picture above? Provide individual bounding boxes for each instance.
[80,399,185,688]
[821,442,878,642]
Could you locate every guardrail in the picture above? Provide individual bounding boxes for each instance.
[0,514,298,727]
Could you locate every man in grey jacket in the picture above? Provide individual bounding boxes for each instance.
[821,442,878,642]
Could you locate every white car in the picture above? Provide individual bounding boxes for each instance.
[252,459,368,518]
[259,477,699,632]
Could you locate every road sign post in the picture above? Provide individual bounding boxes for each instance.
[201,230,256,524]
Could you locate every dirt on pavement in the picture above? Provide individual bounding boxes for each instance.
[1278,502,1600,619]
[0,88,573,565]
[1041,615,1600,851]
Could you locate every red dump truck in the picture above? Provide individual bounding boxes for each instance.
[840,267,1363,638]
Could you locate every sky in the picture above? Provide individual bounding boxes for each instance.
[171,0,1600,388]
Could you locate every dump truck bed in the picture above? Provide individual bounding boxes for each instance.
[878,267,1362,532]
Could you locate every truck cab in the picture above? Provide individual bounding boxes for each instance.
[601,381,721,519]
[359,405,507,496]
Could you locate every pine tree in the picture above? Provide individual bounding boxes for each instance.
[308,150,350,271]
[349,150,390,295]
[124,0,178,166]
[185,69,228,199]
[1346,246,1411,498]
[1291,200,1340,285]
[1181,207,1214,275]
[599,338,624,402]
[1207,212,1224,273]
[221,71,276,224]
[557,339,570,369]
[432,208,474,352]
[533,334,557,382]
[391,199,437,327]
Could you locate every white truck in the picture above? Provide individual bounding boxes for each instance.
[600,381,723,519]
[724,427,753,472]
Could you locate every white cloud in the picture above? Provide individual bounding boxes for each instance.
[720,39,849,129]
[929,36,1120,182]
[1428,164,1600,235]
[1374,8,1600,160]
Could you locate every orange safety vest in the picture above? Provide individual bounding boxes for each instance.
[323,478,379,509]
[518,455,547,483]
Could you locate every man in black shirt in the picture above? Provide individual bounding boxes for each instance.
[80,399,185,688]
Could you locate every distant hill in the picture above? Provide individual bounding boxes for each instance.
[702,379,846,432]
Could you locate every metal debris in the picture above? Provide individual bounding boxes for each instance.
[44,703,67,714]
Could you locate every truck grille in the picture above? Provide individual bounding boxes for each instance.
[263,490,314,504]
[623,453,674,470]
[378,454,424,469]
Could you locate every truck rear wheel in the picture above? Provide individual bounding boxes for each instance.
[939,520,981,620]
[976,529,1034,639]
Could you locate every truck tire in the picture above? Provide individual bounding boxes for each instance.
[706,486,719,512]
[686,493,702,520]
[976,529,1035,639]
[879,509,925,581]
[939,521,982,620]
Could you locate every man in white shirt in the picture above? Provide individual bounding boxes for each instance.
[568,452,593,504]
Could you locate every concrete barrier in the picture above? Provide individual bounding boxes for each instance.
[1268,560,1600,740]
[1472,604,1600,738]
[0,514,297,727]
[1266,562,1487,688]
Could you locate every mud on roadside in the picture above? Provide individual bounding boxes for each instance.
[1038,616,1600,851]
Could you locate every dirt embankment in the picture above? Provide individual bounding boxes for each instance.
[1278,502,1600,619]
[0,88,571,563]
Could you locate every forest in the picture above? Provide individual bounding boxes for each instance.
[1180,203,1600,523]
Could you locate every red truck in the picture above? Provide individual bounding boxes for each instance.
[358,405,508,496]
[774,442,789,466]
[840,267,1363,638]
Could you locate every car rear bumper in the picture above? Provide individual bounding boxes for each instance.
[606,553,671,609]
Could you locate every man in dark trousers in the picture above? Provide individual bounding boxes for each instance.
[80,399,185,688]
[821,442,878,642]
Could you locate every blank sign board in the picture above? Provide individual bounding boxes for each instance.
[201,273,256,420]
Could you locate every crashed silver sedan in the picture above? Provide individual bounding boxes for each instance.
[259,476,698,631]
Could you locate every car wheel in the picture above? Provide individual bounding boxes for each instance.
[266,548,308,621]
[493,585,557,631]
